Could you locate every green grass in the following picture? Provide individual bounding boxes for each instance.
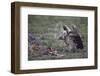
[28,15,88,60]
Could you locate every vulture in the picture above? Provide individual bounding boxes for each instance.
[59,24,83,51]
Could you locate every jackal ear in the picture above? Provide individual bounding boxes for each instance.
[71,24,82,36]
[63,25,71,33]
[71,24,77,30]
[71,24,79,33]
[63,25,68,34]
[63,25,67,31]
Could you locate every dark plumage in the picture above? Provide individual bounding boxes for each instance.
[72,35,83,49]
